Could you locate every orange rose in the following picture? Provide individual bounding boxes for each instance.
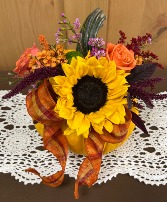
[13,44,40,77]
[106,43,136,70]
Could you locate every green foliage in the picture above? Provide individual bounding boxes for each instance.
[66,51,83,64]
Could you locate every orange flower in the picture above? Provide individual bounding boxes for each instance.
[106,43,136,70]
[36,45,67,67]
[13,44,40,77]
[38,34,49,50]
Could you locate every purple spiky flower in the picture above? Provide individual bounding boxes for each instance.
[2,66,64,99]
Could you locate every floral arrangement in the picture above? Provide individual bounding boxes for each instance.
[3,8,167,199]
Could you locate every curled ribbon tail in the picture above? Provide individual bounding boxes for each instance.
[74,131,104,199]
[25,79,68,187]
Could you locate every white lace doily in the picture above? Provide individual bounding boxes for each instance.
[0,90,167,186]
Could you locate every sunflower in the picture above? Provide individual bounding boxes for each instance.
[50,56,129,138]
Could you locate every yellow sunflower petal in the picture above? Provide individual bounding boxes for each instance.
[98,57,109,67]
[69,75,78,85]
[82,130,89,138]
[64,127,76,136]
[59,87,72,97]
[117,105,126,116]
[70,57,78,68]
[107,76,128,89]
[52,76,66,85]
[99,105,116,117]
[62,63,75,77]
[108,111,121,125]
[76,62,88,79]
[101,68,116,83]
[67,111,84,129]
[88,112,105,124]
[55,98,66,110]
[59,106,74,119]
[92,121,104,134]
[104,119,113,133]
[108,86,129,99]
[76,115,90,135]
[86,56,100,67]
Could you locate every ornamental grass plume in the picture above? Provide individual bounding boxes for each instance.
[2,66,64,99]
[128,82,167,109]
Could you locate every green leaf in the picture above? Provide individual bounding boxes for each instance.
[66,51,83,64]
[76,8,106,56]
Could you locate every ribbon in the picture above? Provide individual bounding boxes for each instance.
[26,79,68,187]
[74,110,132,198]
[74,130,104,199]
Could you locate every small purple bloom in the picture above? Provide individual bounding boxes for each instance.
[72,33,81,40]
[68,39,73,45]
[90,47,106,58]
[55,29,62,44]
[88,38,96,46]
[148,37,152,44]
[61,13,65,17]
[88,38,105,48]
[73,18,81,29]
[97,38,105,47]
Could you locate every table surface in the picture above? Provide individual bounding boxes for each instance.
[0,70,167,202]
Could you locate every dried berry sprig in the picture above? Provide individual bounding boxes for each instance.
[117,30,127,44]
[126,33,152,54]
[2,66,64,99]
[125,33,163,68]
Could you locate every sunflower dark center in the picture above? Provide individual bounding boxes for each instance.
[72,75,108,114]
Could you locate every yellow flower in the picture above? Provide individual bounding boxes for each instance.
[50,56,129,138]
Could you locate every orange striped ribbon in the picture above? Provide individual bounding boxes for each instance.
[26,79,68,187]
[74,130,104,199]
[74,110,132,199]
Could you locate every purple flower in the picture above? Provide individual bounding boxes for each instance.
[71,33,81,40]
[61,13,65,17]
[88,38,106,58]
[148,37,152,44]
[55,28,62,44]
[91,47,106,58]
[73,18,81,29]
[88,38,96,46]
[55,33,60,44]
[96,38,105,47]
[88,38,105,48]
[68,39,73,45]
